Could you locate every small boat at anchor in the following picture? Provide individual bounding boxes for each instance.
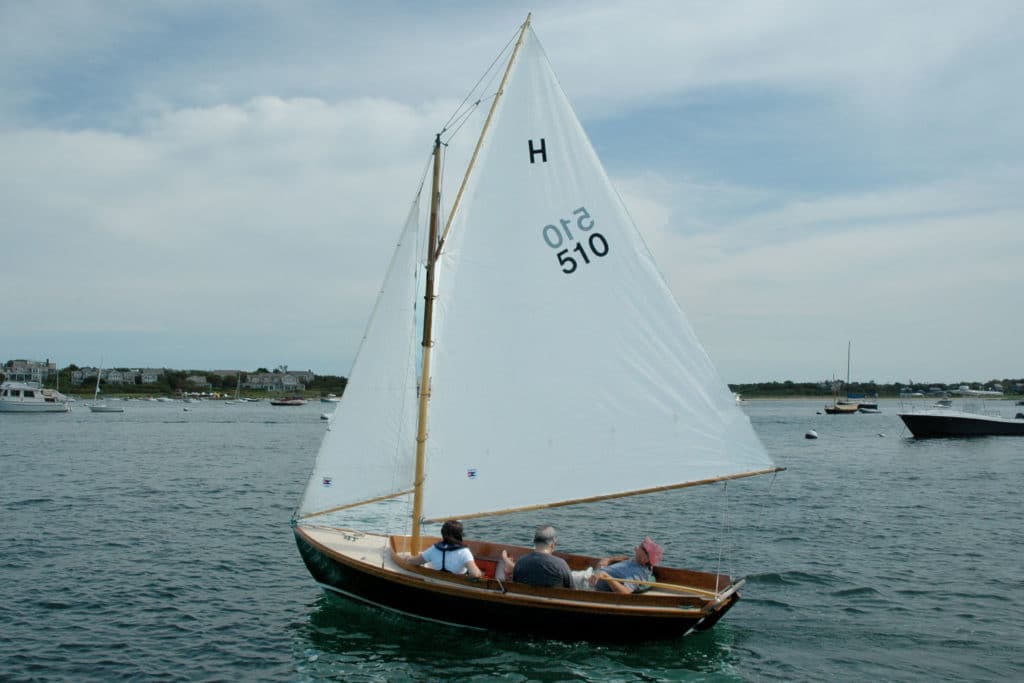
[824,402,860,415]
[88,364,125,413]
[270,396,306,406]
[0,380,71,413]
[824,342,860,414]
[899,403,1024,438]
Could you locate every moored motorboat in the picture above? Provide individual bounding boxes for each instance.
[0,381,71,413]
[899,407,1024,437]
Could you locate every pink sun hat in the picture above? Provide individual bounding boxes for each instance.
[641,536,664,566]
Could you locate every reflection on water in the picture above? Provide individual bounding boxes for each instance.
[292,592,742,681]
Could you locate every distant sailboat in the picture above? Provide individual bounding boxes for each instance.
[89,364,124,413]
[824,342,859,414]
[224,374,242,405]
[292,16,782,639]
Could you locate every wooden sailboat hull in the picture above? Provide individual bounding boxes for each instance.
[294,525,739,640]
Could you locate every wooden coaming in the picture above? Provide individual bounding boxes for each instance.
[295,525,740,638]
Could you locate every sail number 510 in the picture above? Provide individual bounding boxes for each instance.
[541,206,609,274]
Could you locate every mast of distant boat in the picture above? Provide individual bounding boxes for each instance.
[846,340,851,395]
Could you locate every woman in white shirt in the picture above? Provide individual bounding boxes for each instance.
[399,520,483,577]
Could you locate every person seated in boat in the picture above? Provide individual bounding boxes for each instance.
[573,536,664,594]
[499,524,572,588]
[397,520,483,578]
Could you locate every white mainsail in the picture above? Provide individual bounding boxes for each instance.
[292,20,772,640]
[421,27,774,521]
[297,193,424,518]
[297,23,775,526]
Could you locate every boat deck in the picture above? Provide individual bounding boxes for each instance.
[300,525,735,604]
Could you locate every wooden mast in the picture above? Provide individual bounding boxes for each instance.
[411,133,444,550]
[410,16,533,550]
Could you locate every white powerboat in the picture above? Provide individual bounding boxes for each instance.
[900,399,1024,437]
[0,381,71,413]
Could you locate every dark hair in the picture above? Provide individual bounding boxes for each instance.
[441,520,464,545]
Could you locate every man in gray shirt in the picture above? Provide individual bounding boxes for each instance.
[501,524,572,588]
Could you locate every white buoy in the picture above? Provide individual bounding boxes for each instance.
[320,413,330,420]
[805,429,818,439]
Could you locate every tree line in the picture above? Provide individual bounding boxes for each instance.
[43,366,349,397]
[729,378,1024,398]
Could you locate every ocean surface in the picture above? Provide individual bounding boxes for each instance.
[1,398,1021,681]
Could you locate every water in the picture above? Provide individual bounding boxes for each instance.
[1,399,1021,681]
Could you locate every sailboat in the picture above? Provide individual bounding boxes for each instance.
[292,16,781,639]
[836,341,880,413]
[88,364,124,413]
[824,342,859,414]
[224,374,242,404]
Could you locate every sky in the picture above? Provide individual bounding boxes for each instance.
[2,0,1021,384]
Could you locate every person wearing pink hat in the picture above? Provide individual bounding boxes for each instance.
[583,536,664,594]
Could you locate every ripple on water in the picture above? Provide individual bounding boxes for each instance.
[2,399,1022,681]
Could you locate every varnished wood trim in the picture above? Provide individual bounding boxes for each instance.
[295,526,709,617]
[437,14,532,251]
[295,489,413,520]
[426,467,786,522]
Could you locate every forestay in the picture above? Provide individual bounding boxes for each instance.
[297,195,423,518]
[423,27,774,521]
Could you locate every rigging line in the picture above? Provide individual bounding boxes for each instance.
[440,29,518,133]
[390,204,430,541]
[715,481,730,594]
[440,100,480,145]
[440,103,478,144]
[441,93,499,146]
[437,16,531,252]
[438,143,449,248]
[293,151,433,525]
[442,46,506,145]
[753,469,780,532]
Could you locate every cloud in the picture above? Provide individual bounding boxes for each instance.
[1,1,1021,380]
[0,95,449,351]
[620,170,1024,381]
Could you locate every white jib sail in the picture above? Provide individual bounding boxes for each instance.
[423,27,774,522]
[297,193,424,518]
